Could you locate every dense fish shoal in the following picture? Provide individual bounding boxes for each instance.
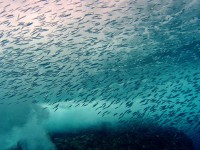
[0,0,200,149]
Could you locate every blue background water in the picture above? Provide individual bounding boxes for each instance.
[0,0,199,149]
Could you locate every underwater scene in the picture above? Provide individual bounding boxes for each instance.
[0,0,200,149]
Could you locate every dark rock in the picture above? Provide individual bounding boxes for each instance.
[51,123,195,150]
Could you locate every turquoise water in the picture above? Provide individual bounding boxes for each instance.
[0,0,200,149]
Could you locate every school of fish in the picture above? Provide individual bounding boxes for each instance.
[0,0,200,145]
